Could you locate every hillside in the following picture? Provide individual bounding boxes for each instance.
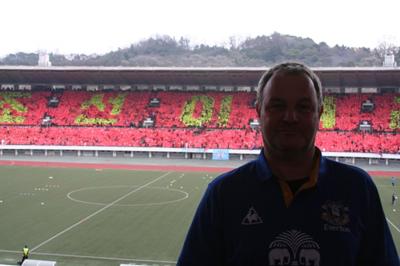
[1,33,398,67]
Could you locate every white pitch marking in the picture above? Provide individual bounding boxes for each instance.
[31,172,172,252]
[67,185,188,207]
[0,249,177,265]
[386,217,400,233]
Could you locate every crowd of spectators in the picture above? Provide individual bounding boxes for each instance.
[0,91,398,153]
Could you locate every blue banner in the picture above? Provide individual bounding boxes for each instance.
[212,149,229,160]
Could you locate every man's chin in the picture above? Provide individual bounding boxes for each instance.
[264,138,313,157]
[277,141,306,150]
[272,144,310,156]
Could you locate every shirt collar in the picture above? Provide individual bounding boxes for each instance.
[256,147,323,207]
[255,149,274,182]
[255,147,324,183]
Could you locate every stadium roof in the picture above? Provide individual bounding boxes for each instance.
[0,66,400,88]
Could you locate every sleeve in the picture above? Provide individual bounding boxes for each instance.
[177,183,224,266]
[357,176,399,266]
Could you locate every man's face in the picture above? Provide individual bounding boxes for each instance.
[256,71,323,158]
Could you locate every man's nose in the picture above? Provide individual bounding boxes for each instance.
[283,109,298,122]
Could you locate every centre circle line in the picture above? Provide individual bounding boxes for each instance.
[67,185,189,206]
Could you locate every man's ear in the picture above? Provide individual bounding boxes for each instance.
[256,102,261,117]
[318,105,324,118]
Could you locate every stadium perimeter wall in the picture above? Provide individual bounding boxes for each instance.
[1,145,399,167]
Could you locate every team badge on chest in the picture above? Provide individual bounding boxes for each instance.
[321,200,350,232]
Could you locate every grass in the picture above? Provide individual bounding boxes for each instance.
[0,165,210,265]
[374,177,400,251]
[0,165,398,265]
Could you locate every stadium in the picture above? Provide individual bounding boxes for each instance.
[0,65,399,265]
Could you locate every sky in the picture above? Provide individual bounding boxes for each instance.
[1,0,399,57]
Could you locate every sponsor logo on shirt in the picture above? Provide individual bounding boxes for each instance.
[321,200,350,233]
[241,207,263,225]
[268,230,320,266]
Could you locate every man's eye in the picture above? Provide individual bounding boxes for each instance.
[298,105,312,112]
[268,104,285,110]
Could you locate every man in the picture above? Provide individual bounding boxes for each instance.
[21,245,29,264]
[177,62,399,266]
[392,176,397,188]
[393,192,398,207]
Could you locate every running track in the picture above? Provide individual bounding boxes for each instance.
[0,160,399,177]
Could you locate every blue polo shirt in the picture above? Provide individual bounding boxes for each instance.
[177,148,399,266]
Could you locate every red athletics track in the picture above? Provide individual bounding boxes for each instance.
[0,160,233,173]
[0,160,399,177]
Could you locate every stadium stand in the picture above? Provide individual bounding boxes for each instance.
[0,91,398,153]
[333,93,399,132]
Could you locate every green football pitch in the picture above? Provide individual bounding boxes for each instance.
[0,164,398,266]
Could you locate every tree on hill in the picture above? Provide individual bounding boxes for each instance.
[0,33,395,67]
